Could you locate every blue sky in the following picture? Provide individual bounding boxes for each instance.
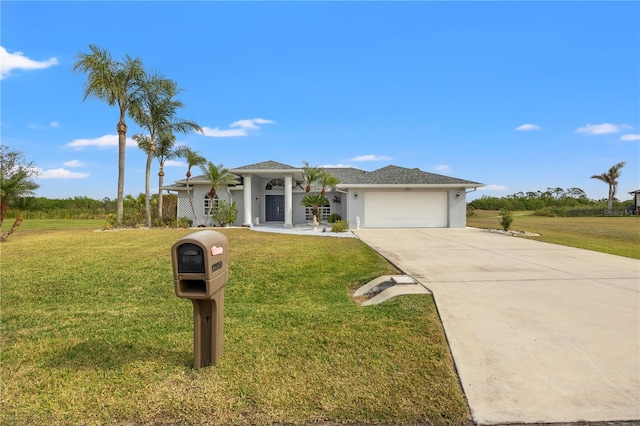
[2,1,639,202]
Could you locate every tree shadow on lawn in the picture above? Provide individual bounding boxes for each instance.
[45,338,190,370]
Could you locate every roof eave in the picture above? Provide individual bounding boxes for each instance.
[337,183,485,189]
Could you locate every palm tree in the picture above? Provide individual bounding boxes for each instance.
[155,131,180,221]
[132,133,154,226]
[177,147,206,226]
[200,162,237,223]
[129,73,202,227]
[302,161,322,193]
[591,161,626,211]
[73,44,145,227]
[0,145,39,241]
[319,171,340,196]
[300,193,329,224]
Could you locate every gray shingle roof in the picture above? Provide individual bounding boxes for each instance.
[338,165,482,186]
[325,165,482,186]
[232,160,297,171]
[166,162,482,189]
[322,167,368,184]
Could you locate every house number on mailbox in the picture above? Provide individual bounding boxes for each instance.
[212,261,223,272]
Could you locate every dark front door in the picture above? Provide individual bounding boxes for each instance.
[265,195,284,221]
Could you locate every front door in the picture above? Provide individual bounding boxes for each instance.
[265,195,284,221]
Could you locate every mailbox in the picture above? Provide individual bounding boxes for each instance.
[171,230,229,368]
[172,230,228,299]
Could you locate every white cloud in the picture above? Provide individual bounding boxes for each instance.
[479,184,508,191]
[202,118,275,138]
[350,154,392,162]
[36,168,90,179]
[231,118,275,129]
[63,159,86,167]
[575,123,631,135]
[620,134,640,141]
[165,160,186,167]
[0,46,59,79]
[28,121,60,130]
[434,164,452,174]
[201,127,247,137]
[515,124,542,131]
[65,134,136,150]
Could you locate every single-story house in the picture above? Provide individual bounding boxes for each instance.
[630,190,640,213]
[162,160,484,229]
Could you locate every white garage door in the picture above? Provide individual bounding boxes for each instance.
[364,191,448,228]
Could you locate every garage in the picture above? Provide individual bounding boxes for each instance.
[364,191,448,228]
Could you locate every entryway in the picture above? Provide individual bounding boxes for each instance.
[265,195,284,221]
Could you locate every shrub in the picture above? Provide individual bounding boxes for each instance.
[176,217,193,228]
[499,209,513,231]
[532,208,556,217]
[331,220,349,232]
[327,213,342,223]
[211,200,238,227]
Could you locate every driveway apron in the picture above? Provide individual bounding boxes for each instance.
[353,228,640,425]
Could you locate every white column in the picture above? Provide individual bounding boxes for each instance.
[243,174,252,227]
[284,174,293,228]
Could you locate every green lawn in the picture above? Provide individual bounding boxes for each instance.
[1,226,469,425]
[1,218,104,231]
[467,210,640,259]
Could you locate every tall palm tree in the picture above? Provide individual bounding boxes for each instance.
[302,161,322,193]
[73,44,145,227]
[177,147,206,226]
[129,73,202,227]
[200,162,237,222]
[591,161,626,211]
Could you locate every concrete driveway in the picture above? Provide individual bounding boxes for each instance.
[353,228,640,425]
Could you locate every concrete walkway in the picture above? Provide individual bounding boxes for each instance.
[353,228,640,425]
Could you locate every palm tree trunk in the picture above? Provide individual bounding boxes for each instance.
[608,185,614,211]
[0,215,22,242]
[158,167,164,221]
[144,150,153,227]
[185,174,200,227]
[116,121,127,227]
[0,199,8,227]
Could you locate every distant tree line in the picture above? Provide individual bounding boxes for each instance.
[4,194,178,224]
[468,187,635,216]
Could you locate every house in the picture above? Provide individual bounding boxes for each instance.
[629,190,640,213]
[162,160,484,229]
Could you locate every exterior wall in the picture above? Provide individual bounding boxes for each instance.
[175,185,244,227]
[448,189,467,228]
[346,188,365,229]
[328,192,347,222]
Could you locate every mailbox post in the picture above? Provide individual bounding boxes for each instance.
[171,230,229,368]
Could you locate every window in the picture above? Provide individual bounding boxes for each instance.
[305,206,331,221]
[265,178,285,190]
[203,193,219,216]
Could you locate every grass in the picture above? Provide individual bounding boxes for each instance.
[0,226,470,425]
[1,218,104,231]
[467,210,640,259]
